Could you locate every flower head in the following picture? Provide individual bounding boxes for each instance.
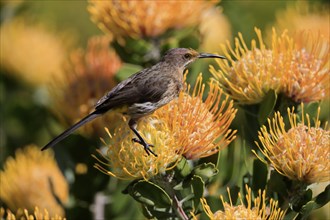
[201,185,285,220]
[255,105,330,184]
[271,2,329,38]
[277,30,329,102]
[1,207,66,220]
[199,7,232,53]
[94,117,180,180]
[0,145,68,216]
[94,73,237,179]
[0,18,71,86]
[210,28,329,104]
[88,0,216,43]
[210,28,282,104]
[49,36,122,136]
[155,74,237,159]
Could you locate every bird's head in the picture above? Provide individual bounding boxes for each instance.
[162,48,226,70]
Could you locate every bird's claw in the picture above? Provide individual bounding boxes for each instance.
[132,138,154,147]
[132,138,157,157]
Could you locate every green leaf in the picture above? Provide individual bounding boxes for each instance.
[283,210,299,220]
[122,179,141,195]
[213,186,240,211]
[299,102,320,122]
[141,205,153,219]
[124,38,151,54]
[300,201,317,218]
[115,63,142,81]
[242,173,252,189]
[276,93,298,116]
[174,157,192,179]
[300,184,330,216]
[179,33,200,49]
[290,187,312,212]
[112,38,154,64]
[141,205,174,219]
[173,182,183,191]
[252,159,268,193]
[314,184,330,207]
[241,104,264,142]
[241,103,259,118]
[128,180,172,208]
[258,89,277,125]
[192,163,218,182]
[190,175,204,209]
[266,171,287,199]
[226,186,240,206]
[198,151,220,168]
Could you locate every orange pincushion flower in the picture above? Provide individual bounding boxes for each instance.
[210,28,282,104]
[0,18,71,86]
[49,36,122,136]
[94,117,180,180]
[88,0,216,43]
[210,28,329,104]
[271,2,329,39]
[0,145,68,217]
[277,30,329,102]
[93,74,237,179]
[199,7,232,53]
[201,185,285,220]
[1,207,66,220]
[154,74,237,160]
[255,105,330,184]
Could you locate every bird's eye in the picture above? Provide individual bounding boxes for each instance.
[184,53,192,59]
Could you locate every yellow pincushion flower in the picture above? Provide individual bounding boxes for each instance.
[210,28,282,104]
[94,74,237,179]
[88,0,216,43]
[199,7,232,53]
[155,74,237,160]
[1,207,66,220]
[201,186,285,220]
[94,117,180,180]
[0,145,68,217]
[278,30,329,102]
[0,18,71,86]
[255,105,330,184]
[49,36,122,136]
[271,2,329,39]
[210,28,329,104]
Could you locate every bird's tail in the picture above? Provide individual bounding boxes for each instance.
[41,111,101,151]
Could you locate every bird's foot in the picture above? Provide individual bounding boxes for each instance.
[132,138,157,157]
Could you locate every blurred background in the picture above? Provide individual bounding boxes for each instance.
[0,0,329,219]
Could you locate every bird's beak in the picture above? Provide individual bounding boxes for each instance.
[198,53,226,59]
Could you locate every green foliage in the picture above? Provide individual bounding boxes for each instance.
[252,159,268,193]
[300,185,330,217]
[123,158,219,219]
[258,90,277,125]
[115,63,143,82]
[1,1,329,220]
[125,180,172,208]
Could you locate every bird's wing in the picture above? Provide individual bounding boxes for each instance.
[137,75,178,103]
[94,69,146,111]
[95,77,131,108]
[94,64,180,111]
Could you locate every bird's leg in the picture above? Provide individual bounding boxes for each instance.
[128,119,158,157]
[131,138,154,148]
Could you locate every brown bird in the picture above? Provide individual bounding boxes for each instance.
[41,48,225,156]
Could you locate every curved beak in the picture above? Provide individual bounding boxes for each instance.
[198,53,226,59]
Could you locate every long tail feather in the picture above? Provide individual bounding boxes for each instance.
[41,112,101,151]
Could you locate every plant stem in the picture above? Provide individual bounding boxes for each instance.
[173,194,189,220]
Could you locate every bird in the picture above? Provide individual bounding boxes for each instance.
[41,48,225,156]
